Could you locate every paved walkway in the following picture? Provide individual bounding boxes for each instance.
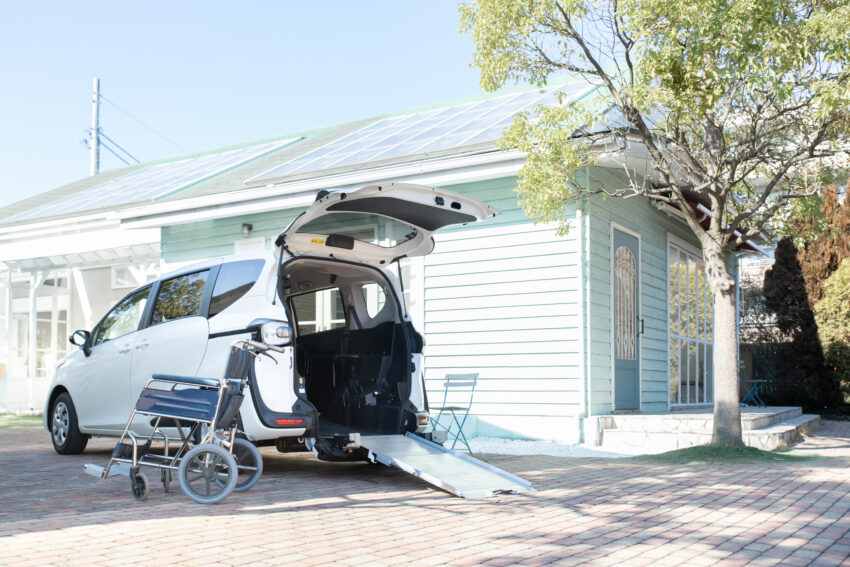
[1,423,849,566]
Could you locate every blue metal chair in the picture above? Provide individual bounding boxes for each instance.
[738,362,766,407]
[432,373,478,452]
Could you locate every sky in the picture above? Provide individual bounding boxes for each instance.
[0,2,485,209]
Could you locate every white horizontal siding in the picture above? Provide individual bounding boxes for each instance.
[422,216,583,427]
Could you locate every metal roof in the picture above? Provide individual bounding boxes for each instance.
[0,79,596,228]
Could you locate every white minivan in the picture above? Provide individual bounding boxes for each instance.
[45,183,498,461]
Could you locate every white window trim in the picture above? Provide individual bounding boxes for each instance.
[666,232,714,408]
[610,222,642,412]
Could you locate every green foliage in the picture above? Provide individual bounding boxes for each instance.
[763,238,841,409]
[815,259,850,391]
[460,0,850,240]
[0,414,43,429]
[634,444,816,464]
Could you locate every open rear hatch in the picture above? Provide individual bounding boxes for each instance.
[278,183,499,266]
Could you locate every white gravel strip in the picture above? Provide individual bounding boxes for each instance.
[467,436,632,458]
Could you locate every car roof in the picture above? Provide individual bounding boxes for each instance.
[159,251,275,280]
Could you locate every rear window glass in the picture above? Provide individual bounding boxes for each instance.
[209,260,264,317]
[290,288,346,335]
[151,270,209,324]
[296,212,418,248]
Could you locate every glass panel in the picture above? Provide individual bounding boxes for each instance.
[680,251,686,336]
[706,344,714,402]
[705,280,714,341]
[688,341,697,403]
[291,291,318,335]
[362,283,387,318]
[151,271,209,325]
[297,213,416,248]
[669,337,680,404]
[679,340,688,403]
[290,288,346,335]
[209,260,265,317]
[669,246,679,336]
[614,246,636,360]
[93,286,152,345]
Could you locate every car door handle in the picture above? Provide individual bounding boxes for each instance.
[116,343,133,354]
[135,340,150,350]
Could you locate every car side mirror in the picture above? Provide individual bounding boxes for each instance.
[69,330,92,356]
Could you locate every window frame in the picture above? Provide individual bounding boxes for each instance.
[289,286,347,336]
[208,259,265,318]
[148,267,217,328]
[90,283,156,348]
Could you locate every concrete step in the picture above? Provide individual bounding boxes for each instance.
[608,407,801,434]
[743,414,821,451]
[600,412,821,455]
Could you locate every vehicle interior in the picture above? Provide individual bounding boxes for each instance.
[281,258,422,440]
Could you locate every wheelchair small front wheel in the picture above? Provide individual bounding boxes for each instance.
[178,443,238,505]
[130,471,149,501]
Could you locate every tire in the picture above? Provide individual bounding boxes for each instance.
[178,443,238,505]
[232,438,263,492]
[130,471,149,501]
[50,392,88,455]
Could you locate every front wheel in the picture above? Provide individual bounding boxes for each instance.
[178,444,238,505]
[50,392,88,455]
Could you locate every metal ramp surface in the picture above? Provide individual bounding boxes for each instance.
[360,432,533,498]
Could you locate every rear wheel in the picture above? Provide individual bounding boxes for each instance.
[232,438,263,492]
[50,392,88,455]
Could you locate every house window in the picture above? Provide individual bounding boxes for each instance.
[614,246,637,360]
[668,240,714,406]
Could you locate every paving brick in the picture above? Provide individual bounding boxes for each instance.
[2,421,850,566]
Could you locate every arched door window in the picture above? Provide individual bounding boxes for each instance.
[614,246,636,360]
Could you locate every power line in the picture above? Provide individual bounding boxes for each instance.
[99,94,188,153]
[100,140,131,165]
[99,130,140,164]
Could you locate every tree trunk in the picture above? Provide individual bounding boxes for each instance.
[704,247,744,446]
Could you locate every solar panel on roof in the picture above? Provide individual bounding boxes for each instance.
[247,82,593,184]
[7,138,300,222]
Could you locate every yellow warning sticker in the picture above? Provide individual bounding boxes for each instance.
[310,237,326,245]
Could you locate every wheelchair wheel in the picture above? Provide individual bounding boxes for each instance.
[178,443,238,505]
[161,468,172,493]
[130,471,149,501]
[232,438,263,492]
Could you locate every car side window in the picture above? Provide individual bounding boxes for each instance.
[92,286,152,346]
[209,260,264,317]
[290,288,346,335]
[151,270,209,325]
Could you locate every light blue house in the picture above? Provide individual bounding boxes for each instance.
[0,81,715,444]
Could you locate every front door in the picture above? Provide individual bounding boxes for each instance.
[613,229,640,410]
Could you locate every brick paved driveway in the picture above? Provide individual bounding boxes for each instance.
[1,423,849,566]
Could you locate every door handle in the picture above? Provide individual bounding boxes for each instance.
[116,343,133,354]
[135,340,150,350]
[638,318,645,335]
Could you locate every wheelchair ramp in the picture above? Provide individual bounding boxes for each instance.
[360,432,533,498]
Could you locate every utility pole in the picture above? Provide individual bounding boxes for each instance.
[89,77,101,176]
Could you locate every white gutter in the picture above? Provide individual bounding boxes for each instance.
[116,151,526,229]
